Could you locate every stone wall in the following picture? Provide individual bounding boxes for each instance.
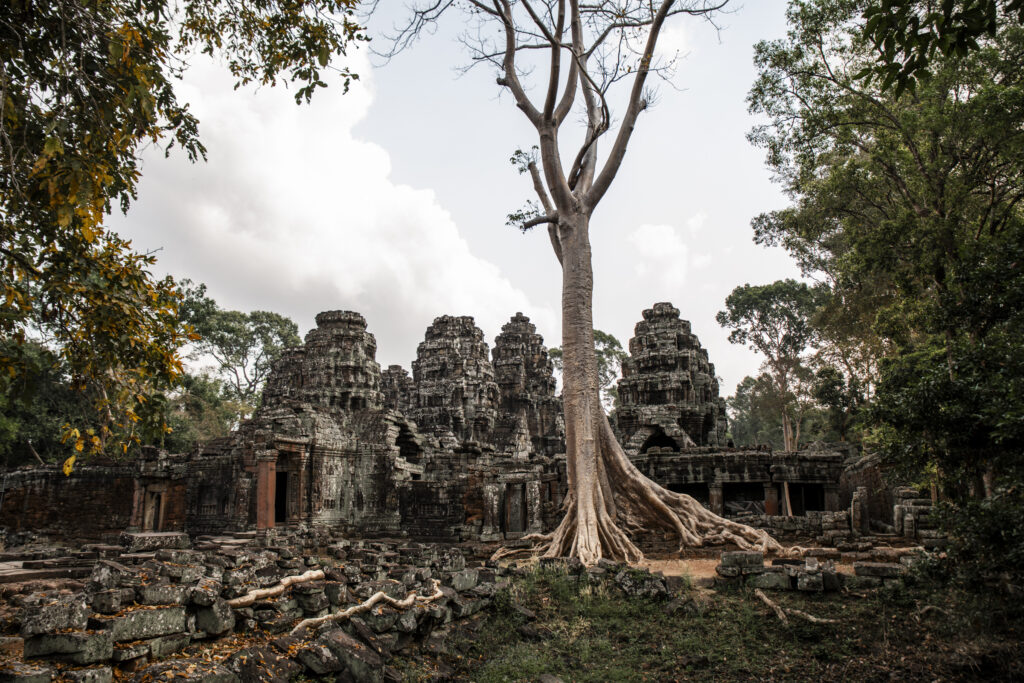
[0,465,139,542]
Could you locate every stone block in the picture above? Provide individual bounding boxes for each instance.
[843,575,882,589]
[0,663,56,682]
[853,562,903,578]
[450,569,478,592]
[64,667,113,683]
[147,632,191,658]
[111,641,150,663]
[196,599,236,636]
[190,577,222,606]
[295,641,344,675]
[321,629,384,683]
[745,571,791,591]
[137,582,188,605]
[23,631,112,664]
[715,565,740,578]
[119,532,190,553]
[86,560,134,592]
[130,659,238,682]
[325,582,348,606]
[720,551,763,569]
[796,572,824,592]
[21,594,89,637]
[90,605,187,642]
[362,607,398,633]
[226,645,303,683]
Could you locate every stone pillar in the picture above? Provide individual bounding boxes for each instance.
[480,484,503,541]
[763,483,779,516]
[127,479,144,532]
[850,486,869,536]
[824,485,840,512]
[255,452,277,531]
[526,481,543,533]
[709,484,724,517]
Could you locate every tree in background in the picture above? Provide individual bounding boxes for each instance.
[393,0,782,564]
[812,366,864,442]
[1,0,364,466]
[179,281,301,419]
[750,0,1024,579]
[717,280,824,450]
[549,330,628,412]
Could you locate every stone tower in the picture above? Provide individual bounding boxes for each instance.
[409,315,500,445]
[260,310,383,412]
[615,302,728,450]
[491,313,564,456]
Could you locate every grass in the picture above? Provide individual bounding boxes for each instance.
[392,564,1024,682]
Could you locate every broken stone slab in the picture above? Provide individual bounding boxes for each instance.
[23,631,113,664]
[110,641,150,663]
[160,563,204,584]
[225,645,303,683]
[321,628,384,683]
[63,666,113,683]
[146,632,190,659]
[21,594,89,637]
[119,532,190,553]
[189,577,222,607]
[89,605,187,642]
[295,640,344,675]
[853,562,904,578]
[0,662,56,683]
[129,659,238,683]
[136,582,188,605]
[796,572,824,592]
[613,569,669,600]
[196,598,236,636]
[745,569,792,591]
[720,551,764,569]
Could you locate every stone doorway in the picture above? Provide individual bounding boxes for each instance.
[503,483,527,534]
[275,471,289,524]
[142,490,163,531]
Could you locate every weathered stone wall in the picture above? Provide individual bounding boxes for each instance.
[0,466,139,542]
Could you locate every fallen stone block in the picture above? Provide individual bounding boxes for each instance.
[86,560,134,592]
[21,594,89,637]
[196,598,236,636]
[129,659,238,682]
[226,645,303,683]
[64,666,113,683]
[322,629,384,683]
[189,577,222,607]
[295,640,344,675]
[853,562,904,578]
[720,551,764,569]
[147,632,191,658]
[120,532,190,553]
[90,605,187,642]
[746,570,791,591]
[796,573,824,592]
[23,631,112,664]
[0,662,55,682]
[137,582,188,605]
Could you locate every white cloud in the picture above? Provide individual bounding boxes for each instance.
[686,210,708,236]
[627,223,689,291]
[111,55,554,368]
[656,21,691,61]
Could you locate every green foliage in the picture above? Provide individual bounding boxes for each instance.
[812,366,865,441]
[549,330,628,411]
[179,280,301,417]
[861,0,1024,95]
[0,0,364,467]
[752,0,1024,568]
[936,486,1024,585]
[718,280,826,449]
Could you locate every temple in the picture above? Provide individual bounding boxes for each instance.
[1,304,863,547]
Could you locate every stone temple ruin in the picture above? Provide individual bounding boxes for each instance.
[1,303,931,550]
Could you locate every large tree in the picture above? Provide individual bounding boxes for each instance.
[717,280,824,450]
[1,0,363,462]
[396,0,779,563]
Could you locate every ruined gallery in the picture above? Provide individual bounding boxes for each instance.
[1,303,914,548]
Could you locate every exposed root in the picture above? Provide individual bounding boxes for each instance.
[491,412,805,566]
[290,579,444,636]
[227,569,325,608]
[754,588,838,625]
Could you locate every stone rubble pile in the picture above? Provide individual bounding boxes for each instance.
[713,549,922,593]
[0,534,510,683]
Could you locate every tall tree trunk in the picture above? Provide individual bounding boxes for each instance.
[514,213,787,565]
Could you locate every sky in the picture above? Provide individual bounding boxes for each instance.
[109,0,802,396]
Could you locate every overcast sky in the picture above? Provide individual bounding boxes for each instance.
[109,0,801,397]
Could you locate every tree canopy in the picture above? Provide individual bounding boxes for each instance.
[1,0,363,462]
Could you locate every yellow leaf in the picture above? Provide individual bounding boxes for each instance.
[62,455,76,476]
